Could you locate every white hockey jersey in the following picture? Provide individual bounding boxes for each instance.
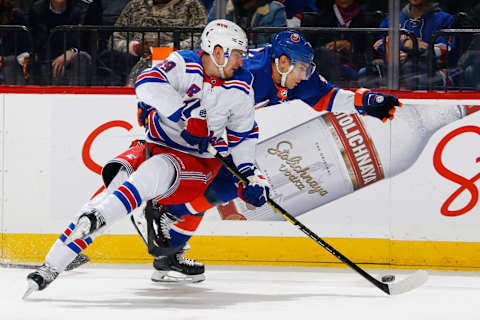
[134,50,258,172]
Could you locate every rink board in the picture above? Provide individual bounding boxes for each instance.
[0,88,479,268]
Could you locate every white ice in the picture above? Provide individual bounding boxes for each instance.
[0,264,479,320]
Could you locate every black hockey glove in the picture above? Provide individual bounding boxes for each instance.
[354,88,401,123]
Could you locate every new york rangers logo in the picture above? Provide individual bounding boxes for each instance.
[290,33,300,42]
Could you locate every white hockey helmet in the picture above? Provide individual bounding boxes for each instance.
[200,19,248,78]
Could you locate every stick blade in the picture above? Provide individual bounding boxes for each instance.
[387,270,428,295]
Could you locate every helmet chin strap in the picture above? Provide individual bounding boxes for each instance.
[275,58,294,87]
[210,54,229,79]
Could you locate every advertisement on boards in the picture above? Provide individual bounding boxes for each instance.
[1,93,478,241]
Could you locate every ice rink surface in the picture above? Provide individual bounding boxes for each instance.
[0,264,479,320]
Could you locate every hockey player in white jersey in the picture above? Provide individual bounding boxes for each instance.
[131,30,402,283]
[23,19,269,298]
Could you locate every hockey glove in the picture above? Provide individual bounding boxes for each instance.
[137,101,155,127]
[180,107,209,154]
[237,167,270,207]
[354,88,401,123]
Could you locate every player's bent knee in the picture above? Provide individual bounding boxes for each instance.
[128,155,177,200]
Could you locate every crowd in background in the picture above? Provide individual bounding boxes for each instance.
[1,0,480,90]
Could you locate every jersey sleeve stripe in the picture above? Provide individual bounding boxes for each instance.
[312,87,339,112]
[185,63,204,77]
[134,68,169,88]
[227,123,259,147]
[237,162,254,172]
[221,84,249,95]
[226,122,258,137]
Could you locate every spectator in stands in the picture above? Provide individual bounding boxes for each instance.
[359,0,454,89]
[101,0,130,26]
[277,0,316,27]
[200,0,213,11]
[456,3,480,89]
[207,0,287,46]
[29,0,103,85]
[102,0,207,86]
[0,0,30,84]
[302,0,378,86]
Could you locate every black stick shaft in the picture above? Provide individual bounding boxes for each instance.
[209,146,390,295]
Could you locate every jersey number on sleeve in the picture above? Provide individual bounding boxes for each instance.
[160,60,176,73]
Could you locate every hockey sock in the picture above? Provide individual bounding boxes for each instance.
[165,203,205,248]
[45,223,94,273]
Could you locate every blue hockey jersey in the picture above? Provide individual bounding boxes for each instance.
[243,46,357,114]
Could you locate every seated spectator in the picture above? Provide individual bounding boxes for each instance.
[29,0,103,85]
[207,0,287,46]
[200,0,213,11]
[100,0,207,86]
[101,0,130,26]
[359,0,454,89]
[0,0,31,84]
[277,0,316,27]
[302,0,378,86]
[456,3,480,90]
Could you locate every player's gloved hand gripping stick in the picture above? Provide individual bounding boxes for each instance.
[354,88,402,123]
[207,145,428,296]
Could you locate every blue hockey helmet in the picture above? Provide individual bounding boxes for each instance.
[271,31,315,86]
[271,31,314,66]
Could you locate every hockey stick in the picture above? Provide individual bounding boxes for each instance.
[0,253,90,271]
[207,145,428,296]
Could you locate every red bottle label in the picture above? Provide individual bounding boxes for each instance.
[325,113,384,190]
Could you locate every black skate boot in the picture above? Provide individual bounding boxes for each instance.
[23,263,59,299]
[66,208,106,243]
[151,244,205,283]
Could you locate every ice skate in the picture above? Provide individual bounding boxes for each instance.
[151,245,205,284]
[65,253,90,271]
[23,263,59,299]
[66,209,106,243]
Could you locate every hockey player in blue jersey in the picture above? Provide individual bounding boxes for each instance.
[130,30,402,284]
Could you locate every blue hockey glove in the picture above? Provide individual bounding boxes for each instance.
[137,101,155,127]
[237,167,270,207]
[354,88,401,123]
[180,107,209,154]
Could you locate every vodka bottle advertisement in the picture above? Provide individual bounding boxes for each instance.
[218,104,478,220]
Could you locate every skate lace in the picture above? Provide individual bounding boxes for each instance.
[38,264,59,282]
[159,212,178,240]
[176,252,201,267]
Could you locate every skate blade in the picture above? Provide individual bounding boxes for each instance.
[152,272,205,284]
[22,279,39,300]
